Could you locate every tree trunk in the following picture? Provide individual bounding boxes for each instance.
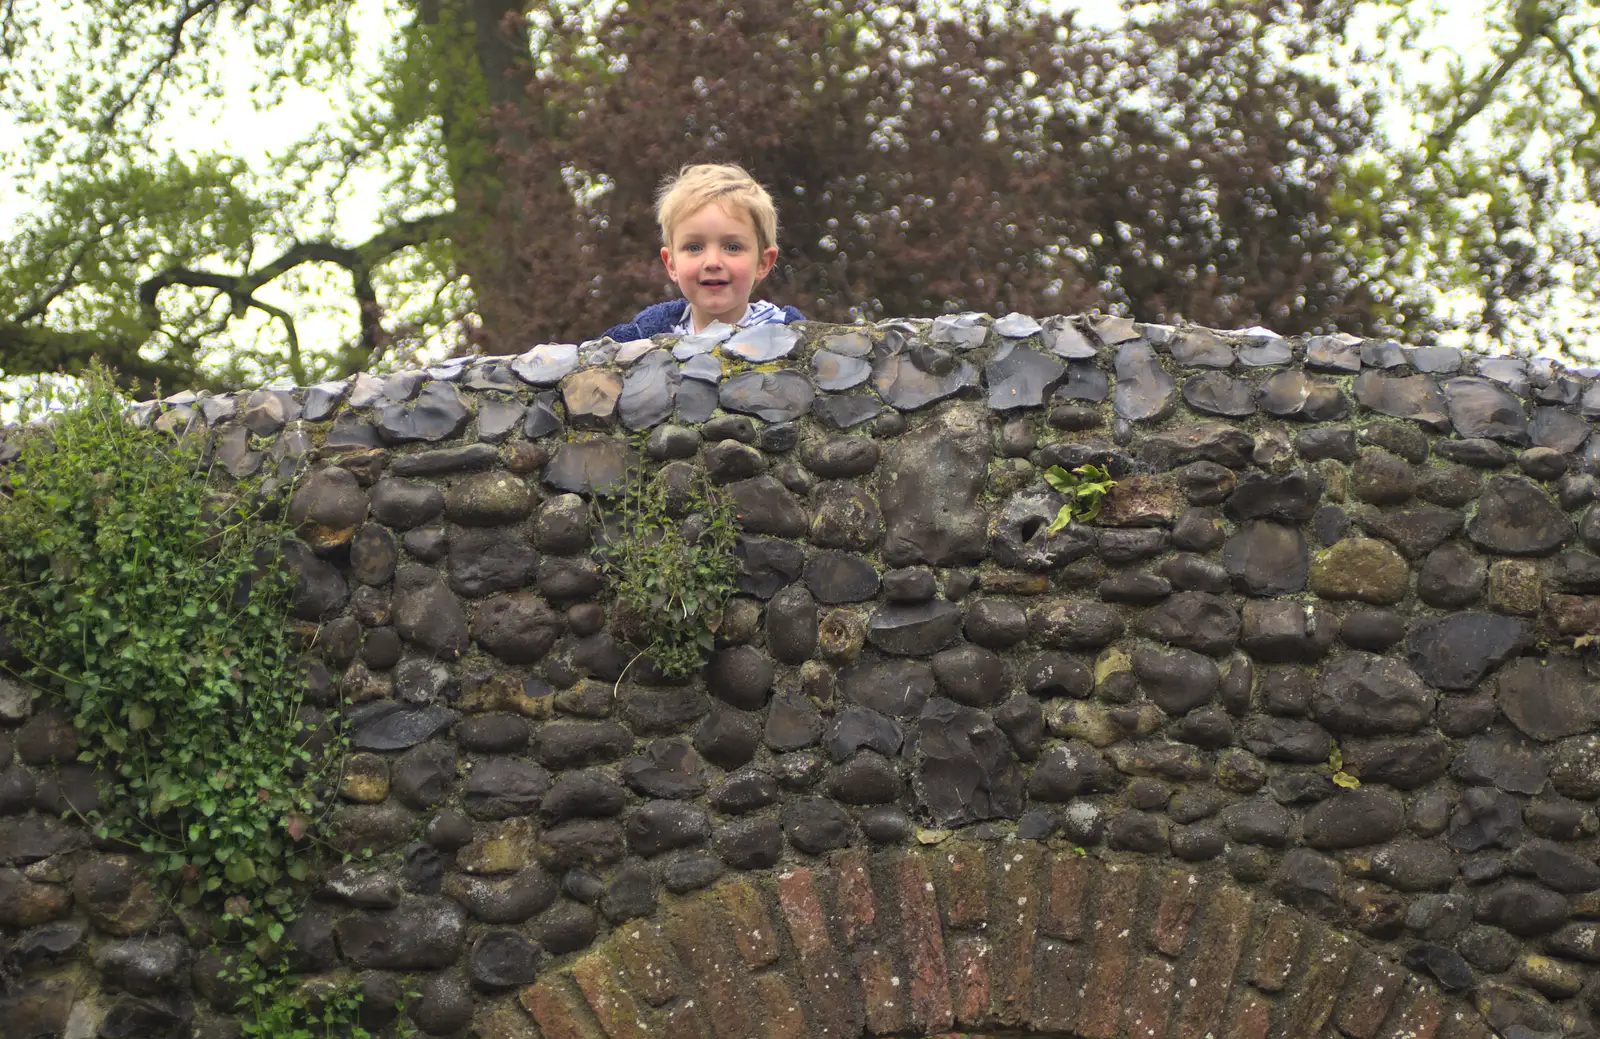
[415,0,540,350]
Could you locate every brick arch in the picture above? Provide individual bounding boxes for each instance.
[512,843,1492,1039]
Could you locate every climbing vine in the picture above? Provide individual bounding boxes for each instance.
[0,366,401,1036]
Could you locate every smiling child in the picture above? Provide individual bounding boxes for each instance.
[601,164,804,341]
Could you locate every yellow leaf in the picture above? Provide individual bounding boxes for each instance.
[1332,771,1361,789]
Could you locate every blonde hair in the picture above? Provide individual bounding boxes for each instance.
[656,163,779,253]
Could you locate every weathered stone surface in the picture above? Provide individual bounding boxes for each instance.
[1227,470,1323,522]
[726,475,807,536]
[930,643,1008,707]
[1404,613,1530,691]
[1113,340,1177,422]
[1222,520,1307,596]
[880,403,991,565]
[842,659,936,719]
[720,370,815,422]
[986,343,1065,410]
[1303,789,1405,849]
[1416,542,1484,607]
[349,702,456,751]
[1499,656,1600,741]
[1308,538,1409,604]
[464,759,549,820]
[1475,882,1569,936]
[1028,599,1125,650]
[622,740,710,800]
[1313,654,1434,735]
[544,440,636,496]
[1138,592,1239,655]
[1239,601,1337,663]
[1467,474,1574,556]
[370,478,445,529]
[707,646,775,710]
[1351,505,1463,559]
[1182,372,1255,417]
[1444,377,1529,442]
[445,471,533,526]
[1353,371,1448,427]
[988,493,1096,571]
[1449,786,1524,852]
[1132,647,1219,715]
[471,593,562,665]
[915,697,1024,825]
[1343,734,1453,789]
[379,382,471,443]
[1260,371,1348,421]
[1138,421,1254,470]
[809,481,881,550]
[335,899,467,969]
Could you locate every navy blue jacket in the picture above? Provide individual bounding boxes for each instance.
[601,299,805,342]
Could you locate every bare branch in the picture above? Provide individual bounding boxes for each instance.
[134,213,452,378]
[99,0,228,133]
[1541,23,1600,138]
[1425,3,1547,158]
[11,236,105,324]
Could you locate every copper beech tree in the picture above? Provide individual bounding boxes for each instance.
[488,0,1419,346]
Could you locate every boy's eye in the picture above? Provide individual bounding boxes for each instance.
[683,243,703,253]
[725,242,744,253]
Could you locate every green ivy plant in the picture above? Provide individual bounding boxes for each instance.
[1042,462,1117,533]
[595,460,742,680]
[0,365,399,1037]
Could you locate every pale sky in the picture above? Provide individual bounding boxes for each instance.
[0,0,1549,392]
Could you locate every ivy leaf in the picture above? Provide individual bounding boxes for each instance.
[284,812,308,841]
[1332,772,1362,789]
[127,704,155,731]
[224,856,258,884]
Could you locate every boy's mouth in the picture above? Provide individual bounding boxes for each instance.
[699,279,730,288]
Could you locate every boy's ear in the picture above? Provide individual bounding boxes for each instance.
[757,245,778,282]
[661,246,678,283]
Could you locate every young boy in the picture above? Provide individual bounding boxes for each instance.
[602,163,804,341]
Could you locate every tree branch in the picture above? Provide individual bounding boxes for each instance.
[99,0,227,133]
[0,322,208,394]
[10,231,115,325]
[1425,2,1548,158]
[135,213,451,378]
[1541,23,1600,138]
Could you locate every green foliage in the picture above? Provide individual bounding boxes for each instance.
[1042,464,1117,534]
[596,460,742,679]
[1327,740,1361,789]
[0,364,382,1033]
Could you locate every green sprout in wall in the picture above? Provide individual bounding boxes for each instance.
[1043,463,1117,533]
[596,463,742,680]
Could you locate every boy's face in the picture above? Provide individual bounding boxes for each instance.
[661,202,779,332]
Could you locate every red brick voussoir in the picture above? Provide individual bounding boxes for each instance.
[514,841,1491,1038]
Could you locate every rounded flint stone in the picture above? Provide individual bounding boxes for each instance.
[378,382,470,444]
[1113,340,1177,423]
[720,370,815,422]
[986,343,1065,410]
[725,323,800,362]
[1404,613,1531,691]
[867,600,963,656]
[1182,372,1255,417]
[512,343,579,386]
[1467,474,1574,556]
[812,350,872,391]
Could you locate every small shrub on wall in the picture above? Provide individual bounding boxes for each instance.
[0,366,400,1036]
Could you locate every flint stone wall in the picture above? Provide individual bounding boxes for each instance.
[5,312,1600,1037]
